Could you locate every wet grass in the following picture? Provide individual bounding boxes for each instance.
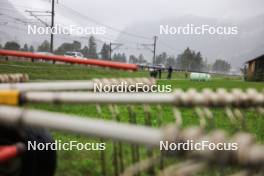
[1,61,264,176]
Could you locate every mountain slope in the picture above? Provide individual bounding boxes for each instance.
[116,15,264,68]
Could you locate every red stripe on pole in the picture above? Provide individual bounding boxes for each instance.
[0,146,19,163]
[0,49,138,71]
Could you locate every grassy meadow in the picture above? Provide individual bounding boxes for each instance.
[0,60,263,176]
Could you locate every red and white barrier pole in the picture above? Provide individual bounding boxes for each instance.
[0,143,25,163]
[0,49,138,71]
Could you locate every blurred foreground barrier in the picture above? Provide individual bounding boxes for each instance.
[0,143,25,163]
[0,49,138,71]
[0,105,161,146]
[0,106,263,175]
[0,77,155,92]
[1,87,264,176]
[0,73,29,83]
[2,88,262,107]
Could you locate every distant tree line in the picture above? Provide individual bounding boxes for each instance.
[112,53,126,63]
[2,41,35,52]
[128,54,147,64]
[153,48,208,72]
[151,47,231,72]
[212,59,231,73]
[0,39,231,72]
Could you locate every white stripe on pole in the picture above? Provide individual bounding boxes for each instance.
[0,81,94,91]
[0,78,156,92]
[22,89,264,106]
[24,92,174,104]
[0,106,162,146]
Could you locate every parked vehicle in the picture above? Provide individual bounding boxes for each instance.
[64,52,84,58]
[34,52,54,62]
[156,64,166,69]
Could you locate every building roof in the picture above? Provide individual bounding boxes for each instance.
[245,54,264,63]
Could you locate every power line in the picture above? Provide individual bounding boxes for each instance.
[0,2,48,11]
[1,21,152,52]
[25,10,50,26]
[58,3,152,40]
[2,1,154,48]
[1,16,167,58]
[1,24,92,47]
[0,20,105,44]
[0,18,39,26]
[24,0,56,53]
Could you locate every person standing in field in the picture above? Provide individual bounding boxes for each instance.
[158,67,162,79]
[167,66,173,79]
[185,71,188,79]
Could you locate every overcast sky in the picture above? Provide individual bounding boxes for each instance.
[9,0,264,29]
[3,0,264,66]
[61,0,264,29]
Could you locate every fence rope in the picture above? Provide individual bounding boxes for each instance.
[158,160,206,176]
[13,88,264,107]
[96,104,107,176]
[0,73,29,83]
[1,87,264,175]
[0,106,264,173]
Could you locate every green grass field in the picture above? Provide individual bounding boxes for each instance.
[1,61,264,176]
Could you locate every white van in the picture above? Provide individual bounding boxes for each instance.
[64,52,84,58]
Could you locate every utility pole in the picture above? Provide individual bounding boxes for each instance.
[153,36,157,65]
[109,42,123,60]
[141,36,158,65]
[50,0,55,53]
[109,42,112,60]
[26,0,57,54]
